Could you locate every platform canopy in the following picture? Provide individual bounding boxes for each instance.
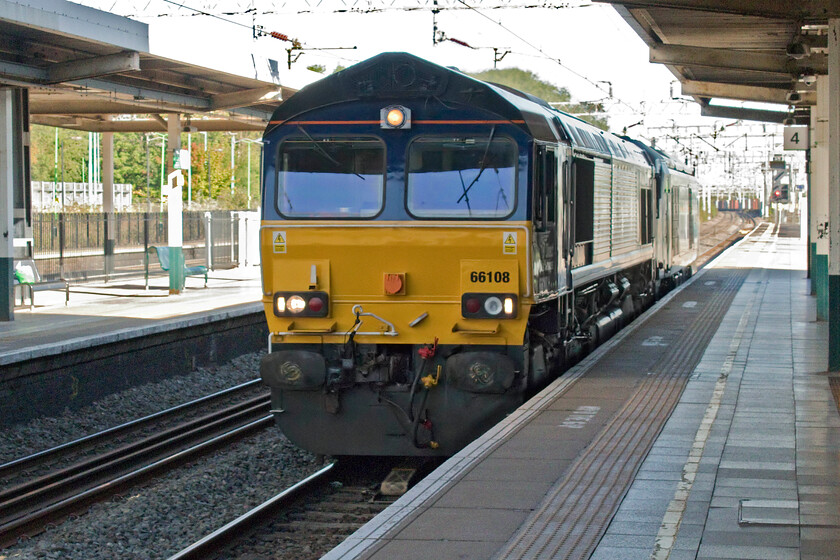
[596,0,840,124]
[0,0,295,132]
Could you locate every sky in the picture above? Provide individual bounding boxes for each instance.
[75,0,800,194]
[83,1,702,133]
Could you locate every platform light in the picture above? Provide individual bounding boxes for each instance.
[381,105,411,129]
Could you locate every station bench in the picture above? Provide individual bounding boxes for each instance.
[13,259,70,309]
[145,246,208,289]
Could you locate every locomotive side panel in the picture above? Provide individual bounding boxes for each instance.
[611,161,642,257]
[592,159,613,262]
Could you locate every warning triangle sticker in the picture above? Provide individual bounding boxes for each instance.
[504,234,515,244]
[274,232,286,243]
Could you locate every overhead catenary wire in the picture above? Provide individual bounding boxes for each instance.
[452,0,640,114]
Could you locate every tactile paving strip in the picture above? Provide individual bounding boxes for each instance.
[496,268,751,560]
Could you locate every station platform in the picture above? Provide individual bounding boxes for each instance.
[326,225,837,560]
[0,265,264,368]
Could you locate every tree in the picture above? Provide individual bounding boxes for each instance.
[467,68,608,131]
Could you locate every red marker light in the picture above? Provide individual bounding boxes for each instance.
[308,297,324,313]
[465,298,481,314]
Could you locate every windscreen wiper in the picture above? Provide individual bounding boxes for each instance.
[457,169,472,215]
[296,126,364,180]
[456,125,496,205]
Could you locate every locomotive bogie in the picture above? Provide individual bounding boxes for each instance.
[261,342,526,456]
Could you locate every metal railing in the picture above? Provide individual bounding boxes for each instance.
[28,211,257,283]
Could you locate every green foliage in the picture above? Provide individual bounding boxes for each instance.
[28,125,262,210]
[469,68,570,103]
[467,67,608,131]
[307,64,326,74]
[30,126,89,183]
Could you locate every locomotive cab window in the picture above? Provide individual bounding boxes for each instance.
[276,136,384,218]
[406,135,517,219]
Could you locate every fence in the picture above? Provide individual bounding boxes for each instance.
[31,181,134,211]
[27,211,260,283]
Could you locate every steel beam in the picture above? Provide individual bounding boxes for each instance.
[29,98,154,115]
[598,1,840,20]
[46,52,140,84]
[650,44,828,75]
[0,0,148,52]
[68,77,211,111]
[29,115,264,132]
[699,104,794,124]
[210,87,282,111]
[682,80,816,105]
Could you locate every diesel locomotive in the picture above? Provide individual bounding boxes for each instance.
[259,52,699,456]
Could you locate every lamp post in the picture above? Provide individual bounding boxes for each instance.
[145,133,166,209]
[200,131,209,200]
[58,135,84,209]
[228,132,237,196]
[239,138,263,209]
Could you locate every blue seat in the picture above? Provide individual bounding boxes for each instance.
[147,246,208,288]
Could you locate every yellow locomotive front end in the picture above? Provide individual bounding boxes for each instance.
[261,222,529,347]
[257,85,545,455]
[259,220,533,456]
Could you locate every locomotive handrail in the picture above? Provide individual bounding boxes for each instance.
[267,306,399,352]
[350,305,398,336]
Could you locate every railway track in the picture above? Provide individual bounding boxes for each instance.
[168,459,426,560]
[0,380,272,548]
[694,211,757,269]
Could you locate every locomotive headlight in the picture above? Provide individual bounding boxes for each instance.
[461,293,518,319]
[503,297,514,315]
[484,296,503,316]
[386,109,404,127]
[287,295,307,313]
[273,291,329,318]
[380,105,411,129]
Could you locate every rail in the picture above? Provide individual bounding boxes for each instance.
[0,385,270,547]
[166,463,337,560]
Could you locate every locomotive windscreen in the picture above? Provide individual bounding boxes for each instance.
[406,136,517,219]
[276,135,384,218]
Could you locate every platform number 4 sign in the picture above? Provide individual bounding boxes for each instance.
[783,126,808,151]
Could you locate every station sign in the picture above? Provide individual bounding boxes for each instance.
[173,149,191,170]
[783,126,808,150]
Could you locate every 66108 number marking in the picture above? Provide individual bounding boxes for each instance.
[470,271,510,283]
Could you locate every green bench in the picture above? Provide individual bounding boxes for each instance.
[145,246,208,289]
[13,259,70,309]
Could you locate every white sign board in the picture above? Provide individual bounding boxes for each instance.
[783,126,808,150]
[174,149,191,170]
